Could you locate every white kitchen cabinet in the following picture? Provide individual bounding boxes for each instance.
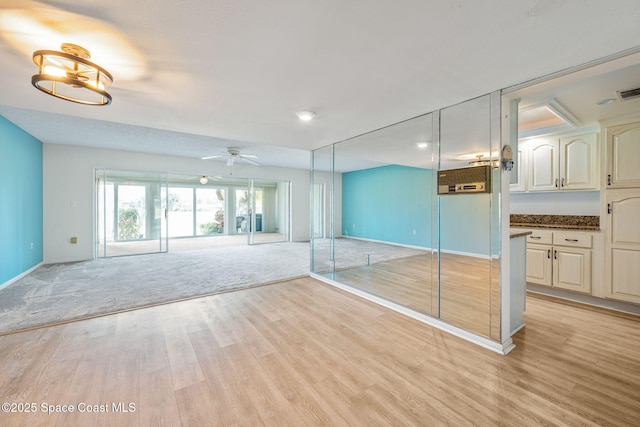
[606,121,640,188]
[522,132,598,192]
[526,243,552,286]
[605,189,640,304]
[528,139,559,191]
[524,229,592,293]
[560,134,598,190]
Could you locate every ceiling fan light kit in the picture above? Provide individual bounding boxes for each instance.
[296,110,316,121]
[32,43,113,106]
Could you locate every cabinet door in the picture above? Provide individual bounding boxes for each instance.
[606,190,640,303]
[526,243,552,286]
[606,121,640,188]
[553,247,592,293]
[560,133,598,190]
[528,139,559,191]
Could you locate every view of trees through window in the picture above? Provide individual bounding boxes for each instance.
[98,170,289,257]
[168,187,225,237]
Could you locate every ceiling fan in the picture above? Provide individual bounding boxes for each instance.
[201,147,260,166]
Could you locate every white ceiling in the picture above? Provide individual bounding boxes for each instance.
[0,0,639,171]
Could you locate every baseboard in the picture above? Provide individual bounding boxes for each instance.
[527,283,640,316]
[340,235,431,252]
[311,272,515,356]
[0,262,43,291]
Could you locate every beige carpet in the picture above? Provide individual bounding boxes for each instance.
[0,238,429,335]
[0,242,310,334]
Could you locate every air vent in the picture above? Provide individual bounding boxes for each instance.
[617,87,640,101]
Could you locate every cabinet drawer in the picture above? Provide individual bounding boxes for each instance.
[553,231,592,248]
[526,230,553,244]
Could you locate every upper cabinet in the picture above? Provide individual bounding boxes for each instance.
[529,138,559,191]
[513,132,599,192]
[559,134,599,190]
[606,121,640,189]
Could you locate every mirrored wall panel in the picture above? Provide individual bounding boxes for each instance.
[311,91,502,341]
[311,145,335,275]
[313,113,439,317]
[438,93,501,339]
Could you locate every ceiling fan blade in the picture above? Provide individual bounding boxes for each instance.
[241,153,258,158]
[226,157,235,167]
[201,155,223,160]
[241,157,260,166]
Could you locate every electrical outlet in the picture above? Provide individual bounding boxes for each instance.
[413,230,417,235]
[30,242,34,250]
[70,237,78,244]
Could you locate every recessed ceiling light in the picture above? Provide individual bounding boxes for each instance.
[416,142,429,149]
[296,110,316,121]
[595,98,616,106]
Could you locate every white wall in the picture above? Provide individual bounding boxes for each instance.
[509,191,600,215]
[43,144,311,263]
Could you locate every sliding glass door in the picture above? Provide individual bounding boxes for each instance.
[97,171,290,255]
[96,169,168,257]
[247,179,290,244]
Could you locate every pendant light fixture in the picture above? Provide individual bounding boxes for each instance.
[32,43,113,106]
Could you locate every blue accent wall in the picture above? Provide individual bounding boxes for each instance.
[0,116,43,284]
[342,165,432,247]
[440,169,501,257]
[440,194,492,255]
[342,165,500,257]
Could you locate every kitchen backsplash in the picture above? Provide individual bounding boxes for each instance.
[510,214,599,230]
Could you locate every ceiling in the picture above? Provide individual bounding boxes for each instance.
[0,0,639,171]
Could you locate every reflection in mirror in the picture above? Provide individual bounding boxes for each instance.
[438,93,501,339]
[247,179,291,245]
[310,94,502,341]
[327,113,437,316]
[311,145,335,277]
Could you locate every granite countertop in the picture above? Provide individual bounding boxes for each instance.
[510,214,599,231]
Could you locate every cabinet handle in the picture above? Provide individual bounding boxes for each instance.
[608,203,612,214]
[564,238,578,242]
[561,178,565,187]
[607,174,612,186]
[555,178,559,188]
[547,249,551,259]
[554,249,557,260]
[530,236,541,240]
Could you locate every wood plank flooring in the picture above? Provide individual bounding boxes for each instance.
[334,252,500,339]
[1,277,639,426]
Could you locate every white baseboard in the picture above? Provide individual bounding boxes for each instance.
[340,236,499,259]
[341,235,431,252]
[0,262,43,291]
[311,272,515,355]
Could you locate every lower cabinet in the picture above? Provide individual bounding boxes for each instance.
[525,229,592,294]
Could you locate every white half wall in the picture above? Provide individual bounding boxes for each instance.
[43,144,311,263]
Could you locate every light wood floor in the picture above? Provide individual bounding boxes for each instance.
[1,277,639,426]
[334,252,500,339]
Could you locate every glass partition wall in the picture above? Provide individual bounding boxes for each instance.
[311,92,502,341]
